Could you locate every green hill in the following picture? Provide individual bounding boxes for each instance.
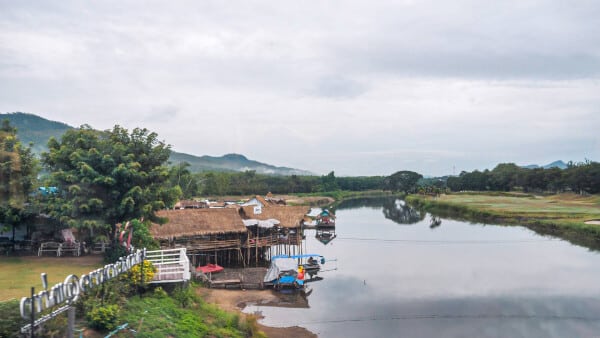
[0,112,71,155]
[1,112,312,175]
[169,151,313,175]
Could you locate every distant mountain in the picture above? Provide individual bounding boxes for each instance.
[521,160,568,170]
[0,112,71,155]
[1,112,312,175]
[169,151,313,175]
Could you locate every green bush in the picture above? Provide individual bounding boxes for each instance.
[87,304,120,331]
[153,286,168,298]
[172,284,197,308]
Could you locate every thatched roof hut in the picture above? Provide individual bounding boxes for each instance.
[240,206,309,228]
[151,208,247,240]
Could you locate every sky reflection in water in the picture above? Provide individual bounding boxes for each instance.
[243,199,600,337]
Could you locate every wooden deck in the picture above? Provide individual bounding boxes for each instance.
[147,248,191,284]
[205,267,268,289]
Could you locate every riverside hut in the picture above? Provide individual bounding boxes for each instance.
[150,208,247,266]
[316,209,336,227]
[240,205,309,264]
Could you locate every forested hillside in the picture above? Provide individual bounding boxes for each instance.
[0,112,311,175]
[0,112,71,155]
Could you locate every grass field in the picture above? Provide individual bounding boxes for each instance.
[406,192,600,249]
[0,255,103,301]
[435,193,600,217]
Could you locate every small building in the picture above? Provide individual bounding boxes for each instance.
[316,209,336,227]
[265,192,287,206]
[241,195,270,208]
[174,199,208,209]
[242,193,287,208]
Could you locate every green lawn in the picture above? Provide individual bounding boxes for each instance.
[406,192,600,250]
[434,193,600,218]
[0,255,103,301]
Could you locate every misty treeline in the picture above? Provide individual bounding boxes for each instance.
[168,164,385,198]
[445,162,600,194]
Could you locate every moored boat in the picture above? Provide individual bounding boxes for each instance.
[264,254,325,290]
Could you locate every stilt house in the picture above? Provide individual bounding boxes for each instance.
[150,208,247,266]
[239,206,309,264]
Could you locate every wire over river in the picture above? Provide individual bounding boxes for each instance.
[336,237,561,245]
[288,313,600,325]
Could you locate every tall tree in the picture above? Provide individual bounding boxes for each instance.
[320,171,339,192]
[167,162,199,199]
[0,120,38,236]
[384,170,423,193]
[42,125,180,239]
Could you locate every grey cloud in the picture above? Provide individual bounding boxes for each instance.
[312,76,367,98]
[1,1,599,176]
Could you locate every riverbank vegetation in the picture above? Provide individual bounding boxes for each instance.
[407,193,600,249]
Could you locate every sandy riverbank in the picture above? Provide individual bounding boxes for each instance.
[198,288,317,338]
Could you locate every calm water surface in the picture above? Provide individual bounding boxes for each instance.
[243,198,600,337]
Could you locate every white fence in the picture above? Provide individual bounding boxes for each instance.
[146,248,191,284]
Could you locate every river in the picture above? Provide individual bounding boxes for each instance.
[243,197,600,337]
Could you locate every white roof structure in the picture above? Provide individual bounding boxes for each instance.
[264,257,298,282]
[242,218,280,228]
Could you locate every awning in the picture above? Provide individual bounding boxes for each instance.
[243,219,280,228]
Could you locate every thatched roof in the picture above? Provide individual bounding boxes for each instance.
[151,208,247,239]
[240,206,309,228]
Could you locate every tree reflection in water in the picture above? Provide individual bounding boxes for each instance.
[382,199,425,225]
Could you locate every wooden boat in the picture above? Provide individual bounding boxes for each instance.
[196,263,224,274]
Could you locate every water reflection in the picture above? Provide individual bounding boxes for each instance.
[336,196,391,210]
[430,215,442,229]
[382,198,425,224]
[315,228,337,245]
[336,196,435,226]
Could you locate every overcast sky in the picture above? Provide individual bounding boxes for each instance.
[1,1,599,176]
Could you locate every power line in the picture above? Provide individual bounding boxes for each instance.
[288,313,600,326]
[336,237,560,245]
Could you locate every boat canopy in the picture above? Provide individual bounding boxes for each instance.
[264,257,298,282]
[272,254,323,260]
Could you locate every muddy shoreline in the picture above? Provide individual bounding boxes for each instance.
[198,288,317,338]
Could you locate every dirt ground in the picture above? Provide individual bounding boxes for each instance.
[198,288,317,338]
[279,195,335,207]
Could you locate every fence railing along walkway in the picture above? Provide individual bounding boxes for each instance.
[146,248,191,284]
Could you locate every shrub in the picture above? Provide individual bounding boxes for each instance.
[87,304,120,331]
[172,284,197,308]
[153,286,168,298]
[127,260,155,286]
